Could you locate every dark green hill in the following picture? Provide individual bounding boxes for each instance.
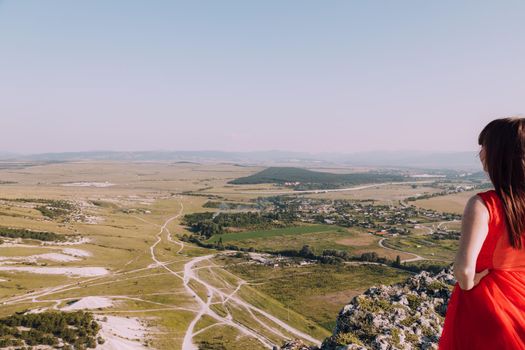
[228,167,405,190]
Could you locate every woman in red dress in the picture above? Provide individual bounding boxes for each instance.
[439,118,525,349]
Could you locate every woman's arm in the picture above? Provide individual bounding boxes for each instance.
[453,195,490,290]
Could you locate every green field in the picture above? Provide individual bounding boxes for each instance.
[206,224,339,243]
[219,255,411,331]
[206,224,409,260]
[382,236,459,261]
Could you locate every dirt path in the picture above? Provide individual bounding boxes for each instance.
[378,237,426,263]
[180,253,322,349]
[149,200,185,279]
[1,195,322,350]
[376,217,461,263]
[181,255,277,349]
[140,197,322,349]
[437,219,461,230]
[141,197,279,349]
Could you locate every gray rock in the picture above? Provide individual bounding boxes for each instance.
[318,267,455,350]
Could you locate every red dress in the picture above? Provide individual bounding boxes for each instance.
[439,189,525,349]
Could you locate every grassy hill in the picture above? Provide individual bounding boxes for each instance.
[228,167,405,190]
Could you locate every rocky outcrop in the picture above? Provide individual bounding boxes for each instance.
[279,339,317,350]
[280,267,456,350]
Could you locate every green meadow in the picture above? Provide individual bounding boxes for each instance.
[219,255,411,331]
[206,224,338,243]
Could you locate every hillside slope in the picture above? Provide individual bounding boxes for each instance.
[229,167,405,189]
[280,267,455,350]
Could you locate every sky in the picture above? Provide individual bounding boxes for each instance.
[0,1,523,154]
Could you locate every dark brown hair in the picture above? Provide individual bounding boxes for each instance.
[479,117,525,249]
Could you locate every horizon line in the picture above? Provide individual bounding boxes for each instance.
[0,149,479,156]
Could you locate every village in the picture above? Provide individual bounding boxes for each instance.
[257,195,462,239]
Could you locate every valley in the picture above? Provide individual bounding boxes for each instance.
[0,161,487,349]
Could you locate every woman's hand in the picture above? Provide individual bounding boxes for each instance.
[458,268,490,290]
[472,268,490,287]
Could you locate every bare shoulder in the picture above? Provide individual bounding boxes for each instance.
[463,194,490,220]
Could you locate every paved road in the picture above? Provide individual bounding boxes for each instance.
[206,180,435,195]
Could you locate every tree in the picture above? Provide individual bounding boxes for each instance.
[393,255,401,267]
[360,252,379,262]
[299,245,315,259]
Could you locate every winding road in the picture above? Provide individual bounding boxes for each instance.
[146,196,322,350]
[377,237,425,263]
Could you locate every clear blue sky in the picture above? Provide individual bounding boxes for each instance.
[1,0,523,154]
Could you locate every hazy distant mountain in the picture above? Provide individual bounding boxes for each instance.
[0,150,482,171]
[331,150,481,170]
[0,152,18,159]
[1,150,314,162]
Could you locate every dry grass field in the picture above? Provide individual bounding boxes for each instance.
[413,190,480,214]
[0,161,460,349]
